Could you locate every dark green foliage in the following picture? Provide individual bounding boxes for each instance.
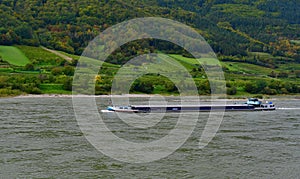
[1,74,42,94]
[256,80,267,92]
[129,75,181,94]
[63,66,74,76]
[63,77,73,91]
[164,81,178,93]
[14,24,33,39]
[51,67,63,76]
[0,72,76,95]
[256,0,300,24]
[50,66,74,76]
[132,79,154,94]
[195,80,211,95]
[245,80,269,94]
[24,63,34,71]
[245,82,259,94]
[243,79,300,95]
[0,0,299,61]
[227,86,237,95]
[263,87,277,95]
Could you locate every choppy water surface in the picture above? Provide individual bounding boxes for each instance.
[0,97,299,178]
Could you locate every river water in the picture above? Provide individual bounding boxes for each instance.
[0,96,299,178]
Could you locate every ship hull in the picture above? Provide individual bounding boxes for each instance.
[110,104,258,113]
[103,98,276,113]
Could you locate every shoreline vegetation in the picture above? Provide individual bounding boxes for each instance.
[10,93,300,101]
[0,45,299,98]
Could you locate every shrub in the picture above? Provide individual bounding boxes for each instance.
[24,63,34,71]
[245,82,258,94]
[29,87,42,94]
[63,77,73,91]
[132,80,154,93]
[63,66,74,76]
[51,67,64,76]
[263,87,277,95]
[253,95,263,99]
[227,86,237,95]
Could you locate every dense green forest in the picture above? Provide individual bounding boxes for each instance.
[1,0,299,58]
[0,0,299,96]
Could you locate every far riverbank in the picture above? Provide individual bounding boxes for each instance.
[10,94,300,101]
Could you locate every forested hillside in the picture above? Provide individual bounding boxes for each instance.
[0,0,299,60]
[0,0,300,96]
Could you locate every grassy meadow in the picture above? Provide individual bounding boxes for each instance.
[16,45,65,66]
[39,84,72,94]
[0,45,30,66]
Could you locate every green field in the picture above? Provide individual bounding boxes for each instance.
[169,54,218,65]
[223,62,274,75]
[39,84,72,94]
[170,53,300,78]
[168,54,221,71]
[277,63,300,71]
[248,52,273,58]
[0,68,14,73]
[16,45,64,66]
[0,46,30,66]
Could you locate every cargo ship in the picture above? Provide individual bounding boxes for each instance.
[102,98,275,113]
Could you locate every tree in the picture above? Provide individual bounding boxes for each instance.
[245,82,259,94]
[25,63,34,71]
[63,66,74,76]
[133,79,154,94]
[256,80,267,92]
[263,87,277,95]
[51,67,63,76]
[63,77,73,91]
[227,86,237,95]
[164,81,178,93]
[15,24,33,39]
